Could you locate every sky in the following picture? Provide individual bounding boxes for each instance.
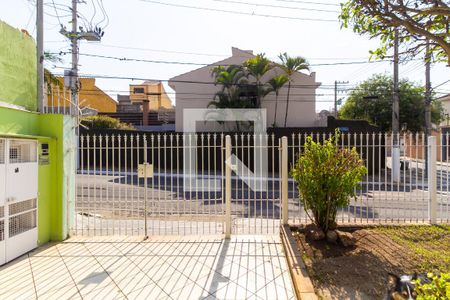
[1,0,449,112]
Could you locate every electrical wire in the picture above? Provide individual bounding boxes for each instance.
[53,51,393,67]
[209,0,339,13]
[139,0,338,22]
[274,0,340,7]
[51,72,344,89]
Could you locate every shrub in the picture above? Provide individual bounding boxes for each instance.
[82,115,134,130]
[414,273,450,300]
[291,131,367,232]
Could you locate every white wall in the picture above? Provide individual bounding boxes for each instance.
[440,95,450,127]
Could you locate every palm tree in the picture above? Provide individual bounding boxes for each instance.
[278,53,309,127]
[267,75,289,127]
[209,65,251,131]
[243,54,273,107]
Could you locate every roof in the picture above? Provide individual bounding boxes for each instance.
[168,47,255,88]
[437,93,450,101]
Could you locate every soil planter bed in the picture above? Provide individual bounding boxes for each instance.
[288,225,450,300]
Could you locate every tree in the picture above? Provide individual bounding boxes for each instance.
[209,65,255,131]
[243,54,273,107]
[44,52,63,93]
[339,74,443,132]
[278,53,309,127]
[339,0,450,65]
[82,115,134,130]
[267,75,289,127]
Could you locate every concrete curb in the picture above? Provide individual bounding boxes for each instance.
[280,224,318,300]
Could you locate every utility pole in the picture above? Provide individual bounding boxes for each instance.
[425,40,432,174]
[392,29,400,182]
[60,0,103,116]
[36,0,44,112]
[71,0,79,119]
[334,80,348,118]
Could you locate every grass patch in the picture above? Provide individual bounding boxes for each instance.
[373,225,450,272]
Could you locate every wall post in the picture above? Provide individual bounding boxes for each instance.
[281,137,289,225]
[428,136,437,224]
[225,135,232,238]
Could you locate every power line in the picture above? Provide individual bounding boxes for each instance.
[53,51,393,67]
[75,43,376,61]
[55,87,338,97]
[139,0,338,22]
[274,0,340,7]
[210,0,339,13]
[52,72,344,89]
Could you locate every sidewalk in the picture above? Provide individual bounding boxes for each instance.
[0,235,295,300]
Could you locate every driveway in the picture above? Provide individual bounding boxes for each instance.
[0,235,295,300]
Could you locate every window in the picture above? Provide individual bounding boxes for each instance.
[134,87,145,94]
[239,84,258,107]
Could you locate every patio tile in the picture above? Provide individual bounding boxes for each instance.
[0,256,36,298]
[0,236,295,300]
[29,256,79,299]
[126,283,170,300]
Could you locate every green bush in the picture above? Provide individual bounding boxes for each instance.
[82,115,134,130]
[291,131,367,232]
[414,273,450,300]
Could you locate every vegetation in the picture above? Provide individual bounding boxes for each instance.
[208,65,256,131]
[374,225,450,273]
[291,131,367,232]
[209,52,309,129]
[339,0,450,65]
[413,272,450,300]
[81,115,134,130]
[278,53,309,127]
[267,75,289,127]
[243,53,273,107]
[339,74,443,132]
[44,52,63,93]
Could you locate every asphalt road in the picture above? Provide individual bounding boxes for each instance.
[75,172,450,223]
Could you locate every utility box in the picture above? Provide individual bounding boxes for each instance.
[0,138,38,265]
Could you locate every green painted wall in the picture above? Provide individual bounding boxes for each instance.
[0,21,75,245]
[38,114,76,241]
[0,21,37,111]
[0,107,75,244]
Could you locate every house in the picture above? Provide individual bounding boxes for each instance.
[50,77,117,113]
[103,81,175,128]
[168,47,320,132]
[438,93,450,127]
[0,20,75,264]
[129,80,173,110]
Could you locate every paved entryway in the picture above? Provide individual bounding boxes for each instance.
[0,235,295,300]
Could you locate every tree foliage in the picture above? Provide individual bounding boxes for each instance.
[414,273,450,300]
[267,74,289,127]
[43,52,63,93]
[291,131,367,233]
[339,74,443,132]
[277,53,309,127]
[339,0,450,65]
[82,115,134,130]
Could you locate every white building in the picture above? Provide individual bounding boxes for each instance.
[169,47,321,132]
[439,93,450,127]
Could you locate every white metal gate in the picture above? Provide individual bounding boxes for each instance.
[0,138,38,265]
[73,132,450,237]
[74,133,283,236]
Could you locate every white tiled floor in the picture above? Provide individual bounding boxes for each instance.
[0,235,295,300]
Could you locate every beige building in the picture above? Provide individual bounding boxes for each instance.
[169,47,320,132]
[129,80,173,110]
[439,93,450,126]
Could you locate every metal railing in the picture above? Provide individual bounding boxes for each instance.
[72,132,450,237]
